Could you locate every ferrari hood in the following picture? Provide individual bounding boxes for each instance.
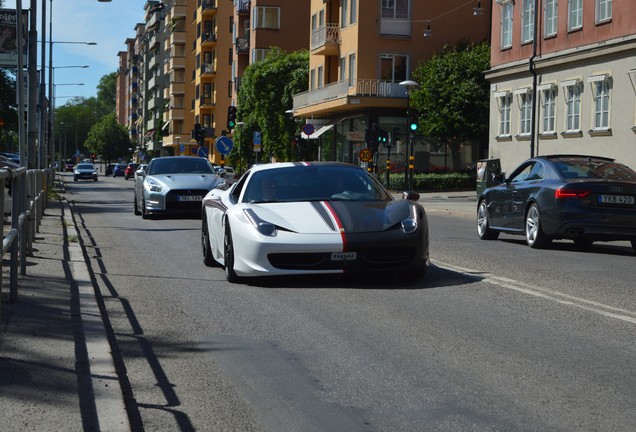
[247,200,411,234]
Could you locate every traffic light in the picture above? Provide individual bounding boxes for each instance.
[227,106,237,130]
[408,109,419,132]
[377,129,389,145]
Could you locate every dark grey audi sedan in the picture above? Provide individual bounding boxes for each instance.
[477,155,636,250]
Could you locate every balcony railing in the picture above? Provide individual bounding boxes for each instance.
[311,24,340,51]
[201,63,215,75]
[380,13,411,36]
[235,37,249,53]
[201,32,217,44]
[202,0,217,11]
[236,0,250,13]
[293,79,407,110]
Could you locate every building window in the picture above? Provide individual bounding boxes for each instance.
[591,76,611,130]
[568,0,583,31]
[497,92,512,137]
[253,6,280,30]
[340,57,346,82]
[341,0,348,28]
[380,53,407,82]
[518,91,533,136]
[564,81,582,132]
[251,48,270,63]
[501,3,513,49]
[350,0,357,24]
[310,69,316,91]
[318,65,324,88]
[348,53,356,86]
[596,0,612,23]
[521,0,534,44]
[545,0,558,37]
[381,0,408,19]
[540,86,556,134]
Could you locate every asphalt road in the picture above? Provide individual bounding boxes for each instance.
[62,173,635,431]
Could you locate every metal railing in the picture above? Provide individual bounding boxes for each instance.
[1,167,53,310]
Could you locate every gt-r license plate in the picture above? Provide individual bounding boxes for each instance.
[598,194,634,205]
[331,252,357,261]
[177,195,202,202]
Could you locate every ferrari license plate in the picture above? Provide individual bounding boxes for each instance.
[598,194,634,205]
[177,195,202,202]
[331,252,357,261]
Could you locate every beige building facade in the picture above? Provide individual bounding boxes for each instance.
[486,0,636,174]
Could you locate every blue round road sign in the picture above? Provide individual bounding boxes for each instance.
[215,136,234,155]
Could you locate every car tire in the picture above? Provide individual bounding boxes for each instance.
[202,217,218,267]
[133,194,141,216]
[74,177,77,182]
[631,240,636,253]
[525,203,551,249]
[477,200,499,240]
[141,198,149,219]
[224,223,240,283]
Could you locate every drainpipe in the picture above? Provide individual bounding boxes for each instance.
[529,0,539,158]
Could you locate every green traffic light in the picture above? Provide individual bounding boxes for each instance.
[410,123,417,131]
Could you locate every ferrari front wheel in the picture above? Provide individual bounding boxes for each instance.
[224,223,240,283]
[202,217,217,267]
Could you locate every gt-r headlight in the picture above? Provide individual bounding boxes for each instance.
[400,206,418,234]
[243,208,277,237]
[146,179,163,192]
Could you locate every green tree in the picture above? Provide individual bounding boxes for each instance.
[96,72,117,113]
[84,112,131,161]
[0,68,17,151]
[233,48,308,169]
[411,41,490,170]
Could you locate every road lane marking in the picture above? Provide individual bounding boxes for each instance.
[432,260,636,325]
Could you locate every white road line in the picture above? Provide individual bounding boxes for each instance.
[433,259,636,325]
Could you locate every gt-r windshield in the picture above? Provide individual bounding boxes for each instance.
[243,165,392,203]
[149,158,215,175]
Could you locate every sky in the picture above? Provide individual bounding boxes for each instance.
[4,0,148,105]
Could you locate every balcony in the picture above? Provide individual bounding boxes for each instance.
[201,32,217,47]
[380,14,411,36]
[293,79,408,116]
[201,0,217,17]
[170,31,186,46]
[169,55,186,70]
[147,96,162,111]
[166,107,185,121]
[170,82,185,95]
[199,95,215,108]
[311,24,340,56]
[236,0,250,14]
[235,37,249,54]
[201,63,215,77]
[171,3,186,19]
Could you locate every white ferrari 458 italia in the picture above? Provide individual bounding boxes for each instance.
[201,162,429,282]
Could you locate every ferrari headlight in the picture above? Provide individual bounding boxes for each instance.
[146,179,163,192]
[400,206,418,234]
[243,208,277,237]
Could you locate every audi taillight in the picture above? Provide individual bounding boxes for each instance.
[555,188,591,199]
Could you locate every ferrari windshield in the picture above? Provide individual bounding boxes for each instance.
[149,157,215,175]
[243,165,392,203]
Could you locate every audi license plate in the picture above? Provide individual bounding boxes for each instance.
[331,252,357,261]
[598,194,634,205]
[177,195,202,202]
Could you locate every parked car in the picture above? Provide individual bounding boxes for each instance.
[65,162,75,172]
[105,163,117,176]
[124,163,140,180]
[113,163,127,177]
[201,162,429,282]
[134,164,148,180]
[477,154,636,250]
[133,156,224,219]
[73,163,98,182]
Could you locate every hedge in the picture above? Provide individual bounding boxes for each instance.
[380,172,476,192]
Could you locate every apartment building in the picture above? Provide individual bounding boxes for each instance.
[292,0,491,171]
[486,0,636,174]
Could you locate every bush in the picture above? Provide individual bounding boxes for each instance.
[381,172,476,192]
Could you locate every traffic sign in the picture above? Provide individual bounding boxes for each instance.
[253,131,261,145]
[302,123,315,136]
[197,146,208,158]
[215,136,234,155]
[359,148,373,163]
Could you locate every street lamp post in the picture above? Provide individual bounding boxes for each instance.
[399,80,419,191]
